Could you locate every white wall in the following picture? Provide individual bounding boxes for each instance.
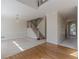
[1,0,37,20]
[26,28,37,39]
[47,12,58,44]
[1,0,28,40]
[1,16,27,40]
[57,14,65,43]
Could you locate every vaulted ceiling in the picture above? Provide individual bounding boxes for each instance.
[1,0,77,20]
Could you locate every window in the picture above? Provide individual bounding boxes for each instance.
[70,23,76,36]
[38,0,48,7]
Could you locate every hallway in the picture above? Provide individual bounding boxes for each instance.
[59,38,77,49]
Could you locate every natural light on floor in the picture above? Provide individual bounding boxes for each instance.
[12,41,24,51]
[70,51,78,57]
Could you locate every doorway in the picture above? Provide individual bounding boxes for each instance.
[66,21,77,39]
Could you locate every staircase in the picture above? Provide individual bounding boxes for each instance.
[31,23,45,40]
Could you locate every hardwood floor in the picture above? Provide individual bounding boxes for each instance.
[6,43,77,59]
